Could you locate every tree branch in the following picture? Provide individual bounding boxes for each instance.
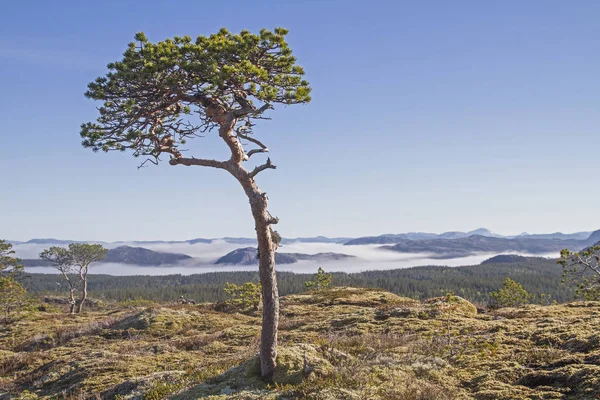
[238,132,269,158]
[233,92,273,117]
[266,211,279,225]
[137,158,159,169]
[576,254,600,277]
[247,148,269,157]
[169,156,229,170]
[249,157,276,178]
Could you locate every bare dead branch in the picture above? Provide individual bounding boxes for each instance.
[249,157,276,178]
[137,157,159,169]
[247,148,269,157]
[576,254,600,278]
[238,132,268,149]
[266,213,280,225]
[238,132,269,158]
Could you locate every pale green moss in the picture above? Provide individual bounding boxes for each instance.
[2,289,599,399]
[424,295,478,317]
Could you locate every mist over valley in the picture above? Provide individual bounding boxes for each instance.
[14,227,598,276]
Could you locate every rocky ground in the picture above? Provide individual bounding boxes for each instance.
[1,287,599,399]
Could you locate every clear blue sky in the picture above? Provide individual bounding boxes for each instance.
[1,0,599,241]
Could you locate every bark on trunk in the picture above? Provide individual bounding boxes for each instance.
[76,269,88,314]
[254,208,279,380]
[69,288,76,315]
[234,168,279,380]
[60,271,77,315]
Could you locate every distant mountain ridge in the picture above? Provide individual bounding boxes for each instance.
[481,254,531,264]
[344,228,501,245]
[14,236,350,246]
[103,246,191,265]
[24,238,104,245]
[215,247,355,265]
[15,230,599,267]
[12,228,596,248]
[517,232,592,241]
[587,229,600,245]
[381,234,596,259]
[280,236,352,244]
[344,228,595,246]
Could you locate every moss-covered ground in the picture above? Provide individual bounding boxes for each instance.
[1,287,599,399]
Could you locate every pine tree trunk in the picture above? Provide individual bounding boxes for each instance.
[69,288,76,315]
[255,216,279,380]
[237,172,279,380]
[77,275,87,313]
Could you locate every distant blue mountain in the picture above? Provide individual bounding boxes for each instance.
[381,234,597,259]
[481,254,530,264]
[345,228,502,245]
[586,230,600,245]
[187,238,213,244]
[24,239,110,245]
[15,228,599,252]
[25,238,80,245]
[344,228,593,246]
[20,236,351,246]
[215,247,355,265]
[280,236,352,244]
[516,232,592,241]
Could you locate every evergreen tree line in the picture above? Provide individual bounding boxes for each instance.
[21,257,576,304]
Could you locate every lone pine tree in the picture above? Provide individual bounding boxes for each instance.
[80,28,311,379]
[69,243,107,313]
[40,246,78,314]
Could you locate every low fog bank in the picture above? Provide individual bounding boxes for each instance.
[22,239,560,276]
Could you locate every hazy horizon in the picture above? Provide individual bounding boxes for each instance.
[6,226,598,244]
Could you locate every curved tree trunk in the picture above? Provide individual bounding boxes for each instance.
[174,116,281,379]
[237,176,279,380]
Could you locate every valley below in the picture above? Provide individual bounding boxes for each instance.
[14,227,599,276]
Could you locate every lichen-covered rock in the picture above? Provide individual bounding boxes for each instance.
[424,294,478,317]
[272,343,332,384]
[283,286,416,307]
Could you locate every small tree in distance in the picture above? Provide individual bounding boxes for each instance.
[224,282,262,311]
[79,28,311,379]
[0,240,24,276]
[0,240,26,322]
[305,267,332,291]
[69,243,107,313]
[559,245,600,300]
[0,276,27,323]
[40,247,78,314]
[489,277,535,308]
